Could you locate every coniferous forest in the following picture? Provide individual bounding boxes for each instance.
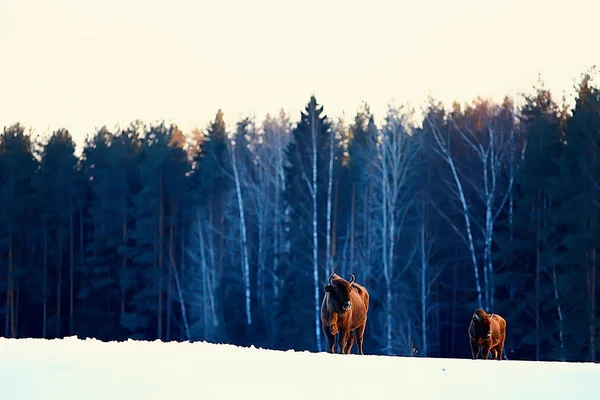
[1,72,599,362]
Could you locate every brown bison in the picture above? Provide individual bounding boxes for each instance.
[469,308,506,360]
[320,273,370,355]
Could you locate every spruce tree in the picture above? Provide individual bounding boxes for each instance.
[80,124,143,339]
[496,81,564,360]
[126,122,174,339]
[343,103,377,281]
[555,71,600,361]
[281,95,339,351]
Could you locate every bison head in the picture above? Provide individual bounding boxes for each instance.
[472,309,492,338]
[324,274,356,313]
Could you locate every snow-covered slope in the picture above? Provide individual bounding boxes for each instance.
[0,337,598,400]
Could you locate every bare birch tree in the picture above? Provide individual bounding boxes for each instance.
[426,115,483,309]
[227,134,252,326]
[169,242,191,341]
[309,105,322,351]
[324,116,337,278]
[426,102,518,310]
[251,112,291,316]
[367,105,422,353]
[346,105,378,285]
[186,209,219,340]
[415,197,444,357]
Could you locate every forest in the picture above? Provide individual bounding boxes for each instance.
[1,72,599,362]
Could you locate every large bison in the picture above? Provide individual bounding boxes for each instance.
[469,308,506,360]
[320,273,370,355]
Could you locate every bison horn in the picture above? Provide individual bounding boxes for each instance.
[329,274,335,285]
[473,312,480,321]
[349,274,356,285]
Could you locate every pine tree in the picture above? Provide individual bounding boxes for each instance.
[0,123,38,338]
[38,128,81,337]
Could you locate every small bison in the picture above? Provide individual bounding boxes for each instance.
[469,308,506,360]
[321,273,370,355]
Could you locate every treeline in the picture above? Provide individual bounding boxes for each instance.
[1,72,599,362]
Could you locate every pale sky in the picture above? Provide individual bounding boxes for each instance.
[1,0,598,149]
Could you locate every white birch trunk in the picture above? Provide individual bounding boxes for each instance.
[310,107,322,352]
[201,233,209,337]
[195,213,208,337]
[350,185,356,275]
[273,177,282,300]
[43,217,48,338]
[420,213,427,357]
[482,150,492,308]
[364,185,372,284]
[229,138,252,326]
[273,181,281,299]
[273,168,282,298]
[551,266,565,360]
[449,155,482,309]
[273,112,288,300]
[187,209,211,338]
[169,250,191,341]
[380,129,392,353]
[205,206,219,329]
[325,120,335,277]
[256,200,266,311]
[509,127,516,240]
[341,218,351,278]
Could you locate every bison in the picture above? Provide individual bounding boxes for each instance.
[320,273,370,355]
[469,308,506,360]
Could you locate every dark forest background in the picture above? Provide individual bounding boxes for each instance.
[1,71,599,362]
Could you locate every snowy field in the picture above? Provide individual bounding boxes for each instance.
[0,337,599,400]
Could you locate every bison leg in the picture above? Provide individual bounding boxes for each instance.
[470,341,479,359]
[344,331,355,354]
[339,329,351,355]
[324,329,336,354]
[356,322,367,355]
[482,342,492,360]
[490,347,498,360]
[497,340,505,360]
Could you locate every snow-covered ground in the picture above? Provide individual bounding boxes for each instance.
[0,337,598,400]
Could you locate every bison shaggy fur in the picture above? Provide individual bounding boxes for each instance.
[469,308,506,360]
[320,273,370,355]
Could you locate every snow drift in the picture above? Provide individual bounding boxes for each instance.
[0,337,598,400]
